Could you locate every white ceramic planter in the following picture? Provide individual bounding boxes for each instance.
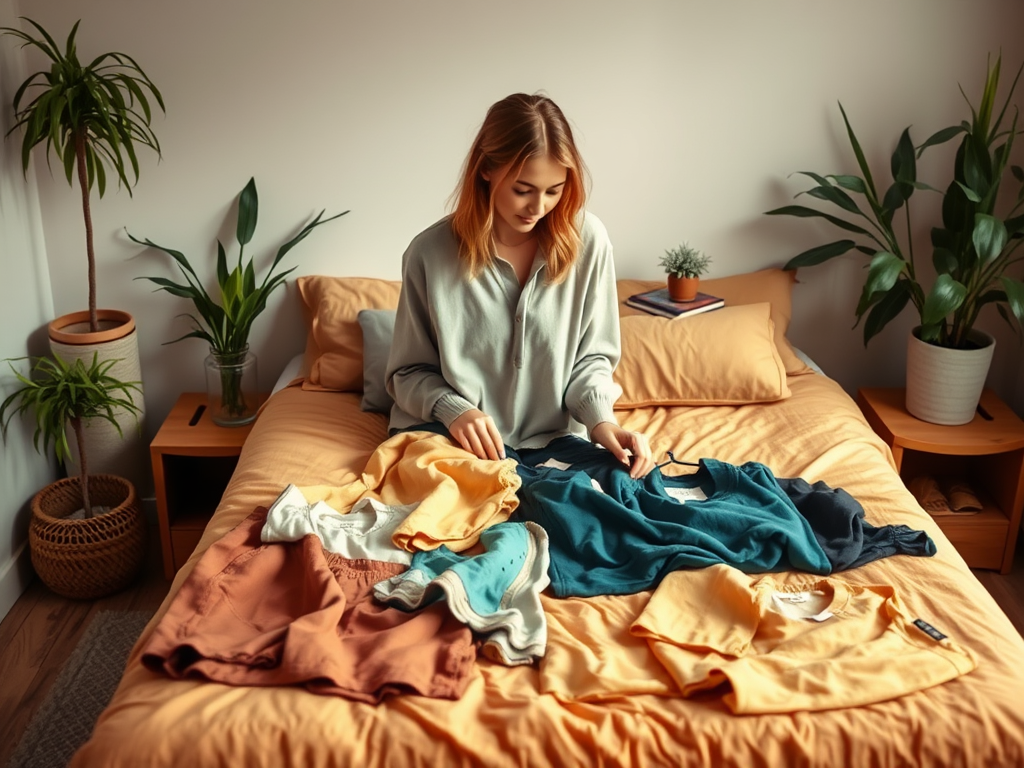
[48,310,148,491]
[905,326,995,426]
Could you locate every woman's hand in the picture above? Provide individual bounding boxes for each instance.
[591,422,655,479]
[449,409,506,460]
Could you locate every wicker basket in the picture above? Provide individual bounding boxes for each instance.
[29,474,145,600]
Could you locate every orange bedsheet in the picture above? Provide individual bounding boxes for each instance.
[71,375,1024,768]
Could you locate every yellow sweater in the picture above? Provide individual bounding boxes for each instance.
[298,430,521,553]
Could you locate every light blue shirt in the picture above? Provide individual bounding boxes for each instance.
[385,212,622,449]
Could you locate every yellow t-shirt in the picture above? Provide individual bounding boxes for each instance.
[630,564,977,714]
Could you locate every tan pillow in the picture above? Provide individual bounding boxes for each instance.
[617,268,812,375]
[614,303,791,408]
[298,276,401,392]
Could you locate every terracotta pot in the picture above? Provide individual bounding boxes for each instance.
[48,308,135,345]
[667,275,699,302]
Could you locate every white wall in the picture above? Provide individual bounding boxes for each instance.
[0,0,58,619]
[12,0,1024,430]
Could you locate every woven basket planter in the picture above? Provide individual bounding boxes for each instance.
[29,474,145,600]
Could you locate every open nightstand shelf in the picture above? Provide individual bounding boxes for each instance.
[150,392,263,579]
[858,387,1024,573]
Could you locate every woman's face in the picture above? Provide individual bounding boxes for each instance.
[485,155,568,242]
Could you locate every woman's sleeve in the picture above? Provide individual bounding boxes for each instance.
[385,240,474,425]
[563,215,623,434]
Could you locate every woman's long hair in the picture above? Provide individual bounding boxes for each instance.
[449,93,589,283]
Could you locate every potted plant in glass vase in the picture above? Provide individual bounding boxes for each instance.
[129,177,348,426]
[766,54,1024,425]
[1,17,164,477]
[659,243,712,301]
[0,353,145,599]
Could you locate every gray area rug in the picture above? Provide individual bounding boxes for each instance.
[5,610,153,768]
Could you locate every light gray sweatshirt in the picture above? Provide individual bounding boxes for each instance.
[385,212,622,449]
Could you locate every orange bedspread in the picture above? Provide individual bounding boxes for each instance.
[71,375,1024,768]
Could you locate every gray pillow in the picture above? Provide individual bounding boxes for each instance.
[357,308,396,413]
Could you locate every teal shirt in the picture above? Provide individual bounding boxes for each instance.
[385,212,622,449]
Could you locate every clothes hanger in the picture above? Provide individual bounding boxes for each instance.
[656,451,700,470]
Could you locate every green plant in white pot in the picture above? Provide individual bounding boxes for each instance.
[766,54,1024,425]
[1,17,164,481]
[0,353,145,599]
[659,243,712,301]
[128,177,348,426]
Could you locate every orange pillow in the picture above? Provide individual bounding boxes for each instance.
[297,276,401,392]
[617,268,812,375]
[614,303,791,408]
[297,268,810,394]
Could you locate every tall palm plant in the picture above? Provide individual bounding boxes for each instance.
[1,17,165,333]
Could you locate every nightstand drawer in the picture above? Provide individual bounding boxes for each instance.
[934,513,1010,570]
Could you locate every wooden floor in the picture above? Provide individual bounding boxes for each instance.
[0,536,1022,767]
[0,535,171,768]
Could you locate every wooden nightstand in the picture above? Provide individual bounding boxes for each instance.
[150,392,262,579]
[857,387,1024,573]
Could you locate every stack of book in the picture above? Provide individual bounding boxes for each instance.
[625,288,725,319]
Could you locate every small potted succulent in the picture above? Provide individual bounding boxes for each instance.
[659,243,712,301]
[0,353,145,599]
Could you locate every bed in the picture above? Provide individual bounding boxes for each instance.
[71,268,1024,768]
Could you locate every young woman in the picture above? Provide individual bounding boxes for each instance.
[385,92,654,479]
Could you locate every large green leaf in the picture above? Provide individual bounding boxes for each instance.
[916,124,966,156]
[828,174,867,194]
[891,127,917,187]
[999,277,1024,327]
[803,184,865,217]
[764,205,874,236]
[931,247,958,276]
[236,177,258,247]
[880,183,908,224]
[838,102,878,200]
[921,274,967,326]
[783,240,857,269]
[1004,212,1024,236]
[861,280,911,346]
[972,213,1007,262]
[855,252,905,316]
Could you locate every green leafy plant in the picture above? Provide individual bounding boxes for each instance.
[1,18,164,333]
[660,243,712,279]
[128,177,348,418]
[0,354,142,518]
[766,54,1024,349]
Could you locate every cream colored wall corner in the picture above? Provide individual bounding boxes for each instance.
[15,0,1024,440]
[0,2,58,621]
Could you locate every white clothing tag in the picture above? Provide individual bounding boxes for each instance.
[590,477,605,494]
[665,486,708,504]
[537,458,572,470]
[771,590,833,621]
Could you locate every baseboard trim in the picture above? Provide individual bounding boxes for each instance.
[0,540,34,623]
